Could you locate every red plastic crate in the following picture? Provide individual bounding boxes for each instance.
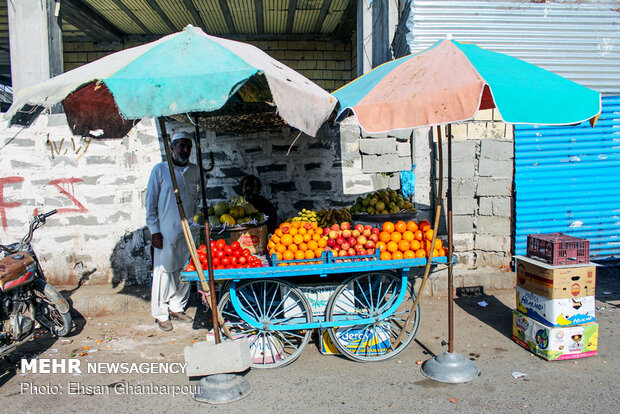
[526,233,589,266]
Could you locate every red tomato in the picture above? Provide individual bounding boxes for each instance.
[210,240,216,249]
[198,245,207,254]
[224,246,233,256]
[197,252,207,262]
[238,256,247,265]
[234,264,242,269]
[216,239,226,250]
[230,241,241,251]
[242,249,251,257]
[184,264,196,272]
[211,247,219,256]
[216,265,225,270]
[221,257,231,266]
[243,264,251,268]
[230,256,238,266]
[216,250,225,259]
[232,249,242,257]
[212,257,220,266]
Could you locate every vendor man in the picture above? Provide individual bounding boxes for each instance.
[146,132,201,331]
[241,175,278,234]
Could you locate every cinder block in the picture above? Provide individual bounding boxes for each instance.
[438,140,476,161]
[477,177,512,196]
[476,216,511,236]
[492,197,511,217]
[361,129,389,138]
[475,251,511,268]
[359,138,397,154]
[389,129,413,139]
[473,109,493,121]
[184,338,251,377]
[453,233,475,251]
[475,234,510,252]
[478,158,512,178]
[486,122,506,138]
[453,215,474,233]
[440,159,475,179]
[467,123,488,138]
[362,154,410,172]
[397,142,411,157]
[478,197,493,215]
[480,140,513,160]
[450,178,476,198]
[448,123,466,140]
[444,197,477,215]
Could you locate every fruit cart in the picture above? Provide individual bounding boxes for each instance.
[181,253,449,368]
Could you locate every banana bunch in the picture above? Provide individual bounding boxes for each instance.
[317,207,352,227]
[290,208,318,222]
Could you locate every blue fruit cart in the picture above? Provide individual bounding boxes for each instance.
[181,253,449,369]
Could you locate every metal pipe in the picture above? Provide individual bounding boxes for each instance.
[192,115,221,344]
[446,124,454,354]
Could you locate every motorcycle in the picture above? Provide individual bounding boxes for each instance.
[0,210,72,358]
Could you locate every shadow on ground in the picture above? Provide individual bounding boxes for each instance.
[454,293,514,341]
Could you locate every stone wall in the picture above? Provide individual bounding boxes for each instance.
[63,38,355,92]
[413,109,515,268]
[0,115,160,286]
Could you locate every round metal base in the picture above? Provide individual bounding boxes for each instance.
[420,352,479,384]
[193,373,252,404]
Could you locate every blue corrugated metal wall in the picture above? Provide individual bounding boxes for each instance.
[514,95,620,258]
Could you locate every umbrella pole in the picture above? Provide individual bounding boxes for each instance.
[192,115,221,344]
[447,124,454,353]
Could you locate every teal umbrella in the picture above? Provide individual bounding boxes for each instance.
[7,25,336,138]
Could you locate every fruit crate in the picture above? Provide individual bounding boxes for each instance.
[270,251,329,267]
[326,249,380,264]
[526,233,589,266]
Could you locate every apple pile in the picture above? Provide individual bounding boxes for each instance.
[184,239,263,272]
[322,222,380,258]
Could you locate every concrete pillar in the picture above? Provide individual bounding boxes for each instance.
[357,0,372,76]
[358,0,399,75]
[8,0,63,96]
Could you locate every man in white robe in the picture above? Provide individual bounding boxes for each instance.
[146,132,201,331]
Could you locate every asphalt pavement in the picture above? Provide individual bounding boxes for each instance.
[1,266,618,413]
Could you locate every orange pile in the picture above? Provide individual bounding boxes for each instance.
[377,220,446,261]
[267,221,327,265]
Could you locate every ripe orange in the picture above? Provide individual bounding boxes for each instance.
[307,240,318,251]
[292,221,301,229]
[288,243,298,252]
[314,248,324,258]
[293,234,304,245]
[298,227,307,235]
[294,250,305,260]
[275,252,282,261]
[419,220,431,232]
[379,231,391,243]
[283,250,294,260]
[406,221,418,232]
[267,241,275,250]
[425,229,434,241]
[298,242,308,251]
[410,240,421,251]
[312,233,321,241]
[275,229,283,238]
[392,251,403,260]
[395,221,407,233]
[380,251,392,260]
[439,248,446,256]
[386,241,399,253]
[390,232,402,243]
[398,240,410,252]
[318,238,327,248]
[303,233,312,243]
[403,250,416,259]
[382,221,395,233]
[431,249,439,257]
[414,230,423,241]
[289,227,298,236]
[402,231,414,242]
[376,241,386,252]
[281,234,293,246]
[276,244,287,253]
[304,250,315,259]
[415,249,426,258]
[434,239,443,250]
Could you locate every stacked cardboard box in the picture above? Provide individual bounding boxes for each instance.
[512,255,599,361]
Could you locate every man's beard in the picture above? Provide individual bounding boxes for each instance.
[173,152,190,165]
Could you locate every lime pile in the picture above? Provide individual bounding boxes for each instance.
[350,189,415,215]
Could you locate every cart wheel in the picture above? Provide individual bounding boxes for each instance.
[325,271,420,362]
[217,279,313,369]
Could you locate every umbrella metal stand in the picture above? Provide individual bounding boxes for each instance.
[421,124,479,383]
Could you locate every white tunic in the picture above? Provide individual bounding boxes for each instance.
[145,162,201,272]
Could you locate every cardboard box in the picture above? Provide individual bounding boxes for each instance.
[319,324,391,355]
[516,285,595,327]
[512,310,597,361]
[515,256,596,299]
[212,224,268,255]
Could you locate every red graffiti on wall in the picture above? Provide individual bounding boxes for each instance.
[0,177,24,229]
[48,178,88,214]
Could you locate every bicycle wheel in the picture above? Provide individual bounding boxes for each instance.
[325,271,420,362]
[217,279,313,369]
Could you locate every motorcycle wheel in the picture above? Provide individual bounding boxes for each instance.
[33,279,73,337]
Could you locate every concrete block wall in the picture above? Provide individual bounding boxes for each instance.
[63,39,355,92]
[415,109,514,268]
[0,115,161,286]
